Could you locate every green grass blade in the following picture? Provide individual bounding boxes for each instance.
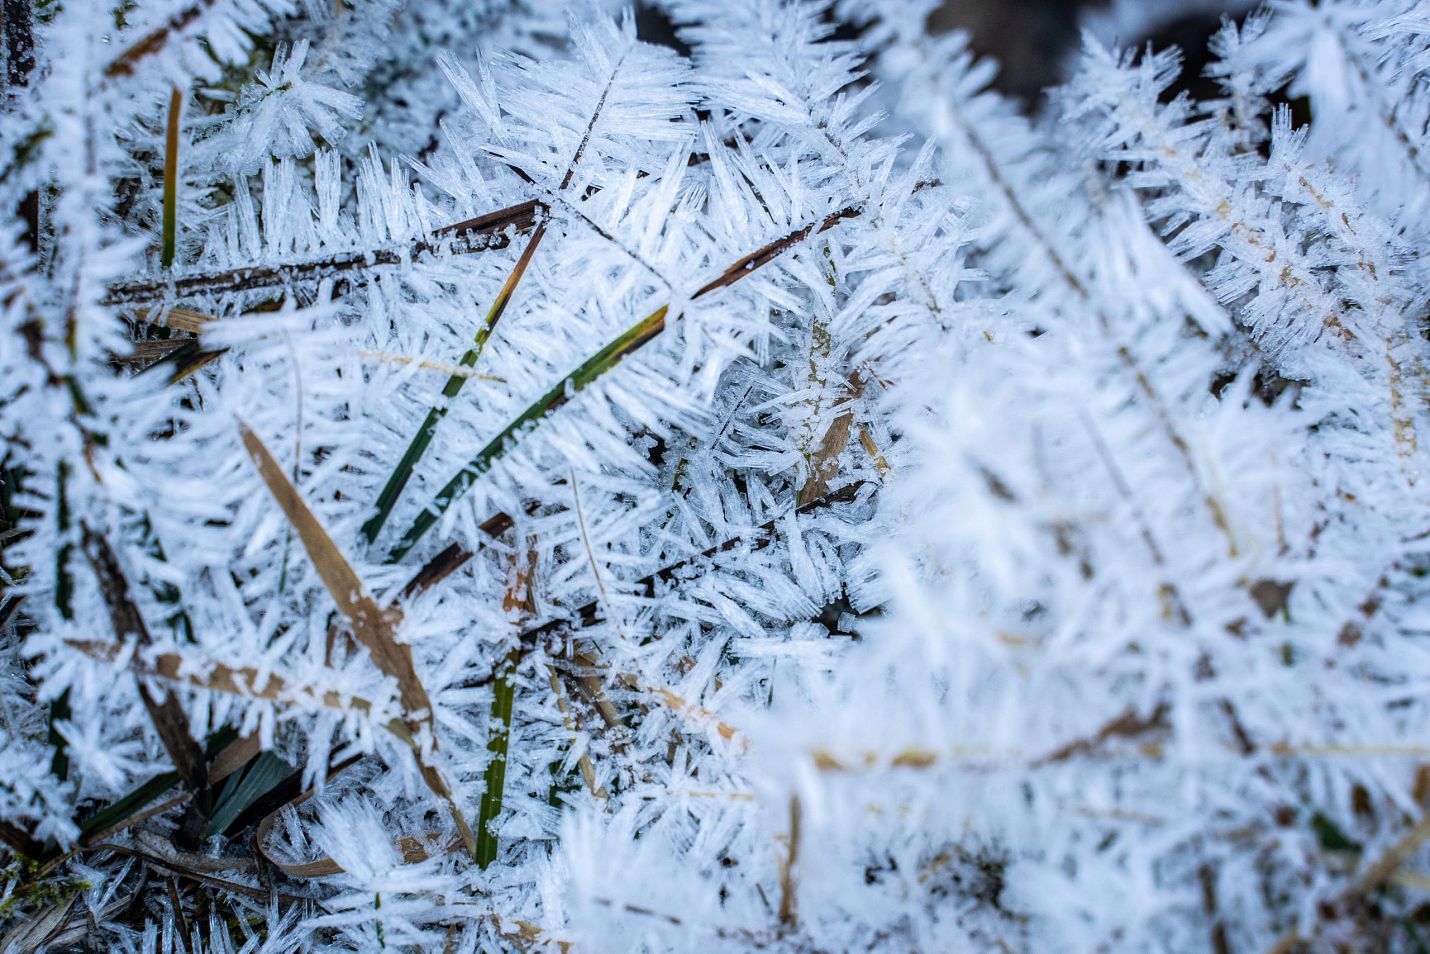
[381,204,862,563]
[476,648,520,869]
[206,751,290,837]
[76,726,236,842]
[360,225,547,545]
[77,771,180,841]
[385,305,667,563]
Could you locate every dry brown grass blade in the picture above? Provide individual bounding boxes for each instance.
[546,665,607,800]
[83,843,293,901]
[798,410,855,507]
[64,638,376,716]
[237,420,476,856]
[263,832,461,879]
[110,339,192,369]
[777,795,802,928]
[569,653,622,733]
[858,426,891,479]
[165,344,225,383]
[208,733,262,784]
[253,753,458,878]
[104,0,215,78]
[1031,702,1170,767]
[152,307,215,334]
[239,420,425,714]
[80,524,207,794]
[648,684,745,746]
[797,375,865,507]
[396,542,475,604]
[0,818,45,859]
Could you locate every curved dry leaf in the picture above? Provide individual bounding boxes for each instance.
[238,420,475,856]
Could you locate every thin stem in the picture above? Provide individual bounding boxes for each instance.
[385,305,668,563]
[361,223,547,544]
[386,204,862,563]
[476,650,518,869]
[161,87,182,269]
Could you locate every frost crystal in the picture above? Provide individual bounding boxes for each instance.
[3,0,1429,949]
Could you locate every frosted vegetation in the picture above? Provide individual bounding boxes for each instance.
[2,0,1429,949]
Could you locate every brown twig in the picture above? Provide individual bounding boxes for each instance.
[104,0,217,78]
[103,200,542,305]
[1031,701,1170,768]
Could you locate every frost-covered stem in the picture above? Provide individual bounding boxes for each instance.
[1287,166,1424,467]
[2,0,34,88]
[104,0,220,78]
[777,794,801,928]
[103,199,543,305]
[478,548,533,869]
[389,205,862,562]
[924,52,1241,555]
[359,224,546,544]
[545,666,606,799]
[386,304,669,562]
[1329,16,1430,182]
[363,49,635,543]
[476,649,518,868]
[1101,80,1361,349]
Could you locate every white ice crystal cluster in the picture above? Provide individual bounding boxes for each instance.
[3,0,1429,950]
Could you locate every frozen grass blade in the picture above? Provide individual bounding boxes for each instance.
[386,305,668,562]
[477,551,533,869]
[476,649,519,868]
[238,420,477,856]
[362,60,623,546]
[240,421,422,706]
[386,205,863,563]
[160,87,181,269]
[361,226,547,545]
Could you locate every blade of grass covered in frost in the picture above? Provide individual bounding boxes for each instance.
[360,226,547,544]
[386,204,862,563]
[363,61,625,545]
[477,549,533,869]
[385,304,668,563]
[477,648,520,868]
[238,421,477,856]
